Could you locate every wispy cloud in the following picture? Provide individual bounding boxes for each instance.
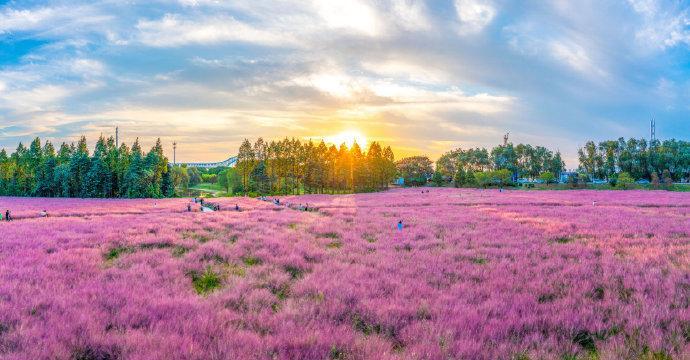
[454,0,496,34]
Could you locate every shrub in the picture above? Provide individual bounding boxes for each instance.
[431,171,445,187]
[539,171,556,184]
[617,172,634,189]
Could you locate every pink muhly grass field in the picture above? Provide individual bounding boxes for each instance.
[0,189,687,359]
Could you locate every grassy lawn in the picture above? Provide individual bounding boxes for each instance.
[190,182,224,191]
[183,183,230,197]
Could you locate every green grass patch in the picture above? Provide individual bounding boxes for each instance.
[181,230,212,243]
[471,257,488,265]
[189,267,223,295]
[171,245,190,258]
[242,256,263,266]
[139,242,173,250]
[573,330,597,354]
[551,236,573,244]
[326,241,342,249]
[284,265,305,280]
[317,232,340,239]
[538,293,557,303]
[104,246,136,261]
[106,242,186,261]
[330,345,346,360]
[270,283,291,301]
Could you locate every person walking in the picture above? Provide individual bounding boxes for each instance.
[5,210,11,221]
[397,220,403,231]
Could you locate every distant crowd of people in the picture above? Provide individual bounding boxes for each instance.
[187,197,240,213]
[257,196,316,212]
[0,209,47,221]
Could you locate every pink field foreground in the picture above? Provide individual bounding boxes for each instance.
[0,189,688,360]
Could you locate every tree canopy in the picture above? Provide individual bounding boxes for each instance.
[234,138,396,195]
[578,138,690,181]
[437,143,564,180]
[0,136,172,198]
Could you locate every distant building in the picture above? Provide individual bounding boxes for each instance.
[559,171,577,183]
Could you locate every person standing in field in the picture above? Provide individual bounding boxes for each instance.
[397,220,403,231]
[5,210,11,221]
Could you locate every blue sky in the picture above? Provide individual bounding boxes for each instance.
[0,0,688,166]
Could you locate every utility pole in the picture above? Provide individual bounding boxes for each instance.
[173,141,177,166]
[115,127,119,148]
[503,132,510,146]
[650,118,656,143]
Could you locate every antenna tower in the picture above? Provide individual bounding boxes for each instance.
[173,142,177,166]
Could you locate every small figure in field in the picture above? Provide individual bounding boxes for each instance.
[592,201,597,206]
[5,210,11,221]
[200,198,204,206]
[235,204,240,211]
[397,220,403,231]
[39,210,48,218]
[187,204,192,212]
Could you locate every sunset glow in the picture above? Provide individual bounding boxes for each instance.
[325,130,368,149]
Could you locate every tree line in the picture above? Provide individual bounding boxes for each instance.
[430,143,565,186]
[233,138,396,195]
[0,136,173,198]
[578,138,689,182]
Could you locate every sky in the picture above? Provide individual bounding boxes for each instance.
[0,0,689,167]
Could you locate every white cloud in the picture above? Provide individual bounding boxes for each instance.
[289,65,514,116]
[136,14,299,47]
[390,0,431,31]
[362,60,447,84]
[0,5,112,37]
[0,7,56,33]
[549,40,607,78]
[628,0,690,49]
[454,0,496,34]
[70,59,106,77]
[0,84,70,113]
[314,0,382,37]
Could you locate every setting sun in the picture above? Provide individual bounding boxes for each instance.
[325,130,368,149]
